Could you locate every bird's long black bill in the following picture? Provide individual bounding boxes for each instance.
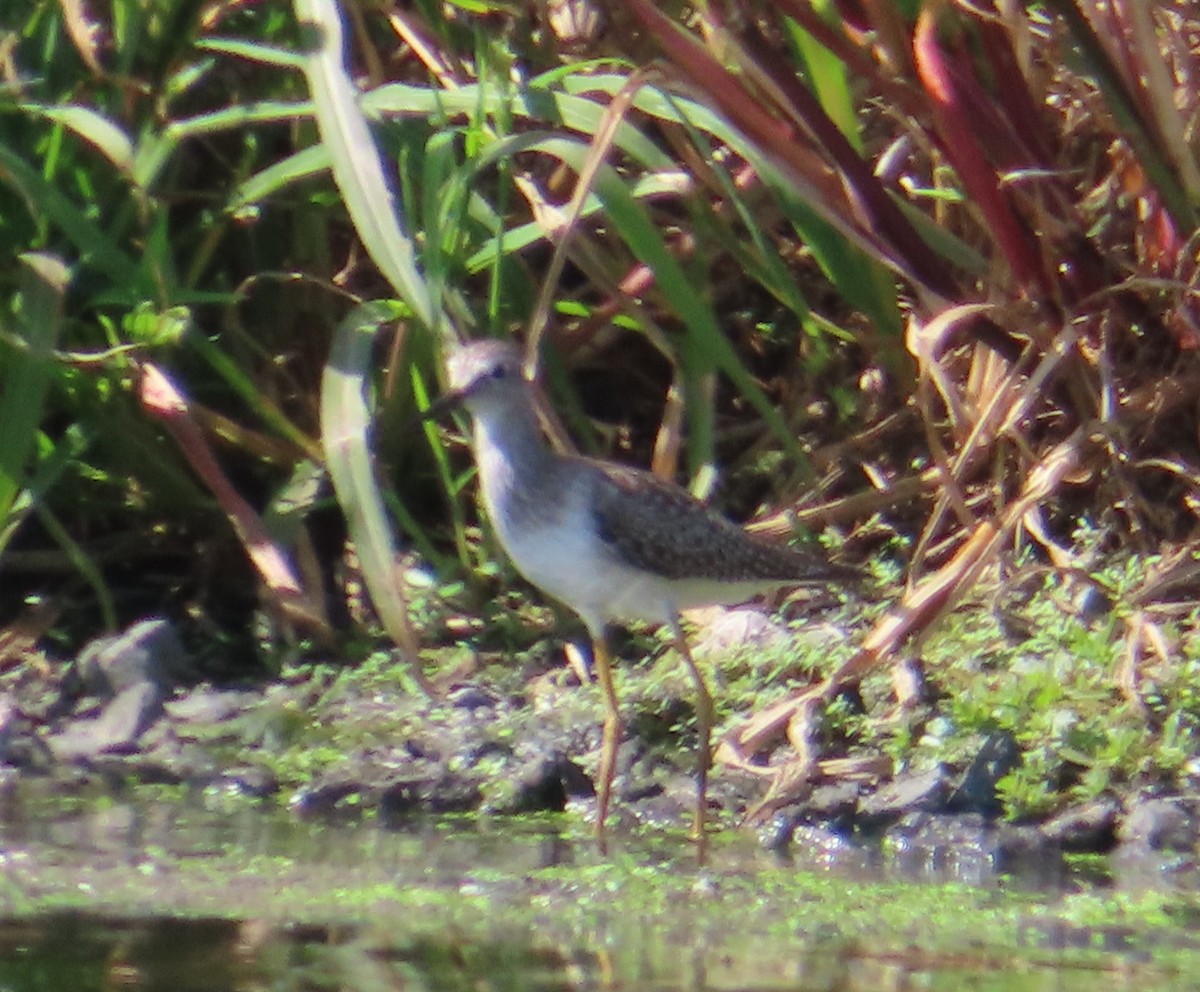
[398,386,467,438]
[421,388,468,421]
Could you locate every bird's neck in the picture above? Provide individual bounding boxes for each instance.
[470,399,557,522]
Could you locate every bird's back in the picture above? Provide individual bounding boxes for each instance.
[585,459,858,587]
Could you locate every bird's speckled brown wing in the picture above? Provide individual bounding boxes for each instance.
[585,459,857,584]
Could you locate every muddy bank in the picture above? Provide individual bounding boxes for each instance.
[2,614,1198,885]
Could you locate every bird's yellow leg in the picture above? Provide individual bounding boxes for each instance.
[591,632,621,852]
[670,615,712,851]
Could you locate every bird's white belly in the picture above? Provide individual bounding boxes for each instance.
[498,516,674,630]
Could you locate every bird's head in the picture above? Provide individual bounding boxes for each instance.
[432,339,530,419]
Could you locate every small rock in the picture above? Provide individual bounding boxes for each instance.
[89,735,215,785]
[164,688,256,724]
[46,682,164,760]
[949,731,1021,816]
[290,778,365,815]
[463,738,512,766]
[787,822,861,863]
[448,684,501,710]
[621,773,695,826]
[502,753,592,813]
[858,766,952,831]
[137,737,218,783]
[806,780,863,821]
[95,683,164,745]
[1118,796,1200,852]
[1041,798,1119,852]
[885,811,1058,884]
[0,695,18,764]
[72,619,193,698]
[217,766,280,798]
[690,607,790,657]
[763,779,862,850]
[1075,583,1115,623]
[380,773,483,816]
[0,728,55,772]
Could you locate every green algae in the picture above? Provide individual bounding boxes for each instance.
[3,790,1200,991]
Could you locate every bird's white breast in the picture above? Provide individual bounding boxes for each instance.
[480,473,673,632]
[471,419,773,633]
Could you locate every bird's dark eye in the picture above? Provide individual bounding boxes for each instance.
[491,365,508,380]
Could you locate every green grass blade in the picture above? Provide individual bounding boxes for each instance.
[187,333,321,458]
[411,364,471,570]
[0,424,88,559]
[0,149,139,286]
[136,101,317,187]
[196,37,308,68]
[229,145,330,209]
[35,504,117,630]
[364,80,675,171]
[0,254,69,525]
[294,0,437,333]
[321,301,431,693]
[19,104,135,176]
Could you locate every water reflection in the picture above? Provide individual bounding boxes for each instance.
[0,783,1192,992]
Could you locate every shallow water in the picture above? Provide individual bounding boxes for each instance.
[1,782,1199,991]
